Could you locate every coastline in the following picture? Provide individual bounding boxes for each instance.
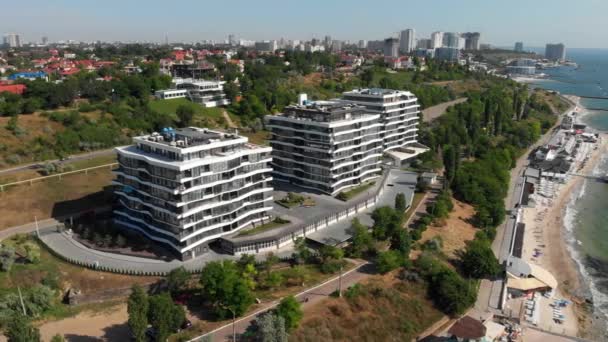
[518,96,607,339]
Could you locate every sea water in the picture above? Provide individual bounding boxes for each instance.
[527,48,608,330]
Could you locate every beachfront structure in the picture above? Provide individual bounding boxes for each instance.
[506,59,537,75]
[545,43,566,62]
[341,88,420,153]
[154,78,230,107]
[113,127,274,259]
[266,99,383,195]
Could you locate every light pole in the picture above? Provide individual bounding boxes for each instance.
[338,265,343,297]
[220,304,236,342]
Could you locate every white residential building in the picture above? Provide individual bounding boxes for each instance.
[154,78,230,107]
[341,88,420,153]
[431,31,444,49]
[266,99,383,195]
[399,29,415,53]
[113,127,274,259]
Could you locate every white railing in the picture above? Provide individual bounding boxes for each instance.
[0,163,118,191]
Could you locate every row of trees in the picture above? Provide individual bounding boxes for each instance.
[128,285,186,342]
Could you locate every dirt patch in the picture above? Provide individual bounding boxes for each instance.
[415,199,478,259]
[291,271,444,342]
[0,167,114,229]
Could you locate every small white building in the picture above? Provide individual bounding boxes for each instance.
[154,78,230,108]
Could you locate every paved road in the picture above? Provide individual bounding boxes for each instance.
[0,148,116,176]
[422,98,467,122]
[192,260,372,342]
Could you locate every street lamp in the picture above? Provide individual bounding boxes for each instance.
[220,304,236,342]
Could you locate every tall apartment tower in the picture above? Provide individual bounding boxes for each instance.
[113,127,274,259]
[399,29,415,53]
[545,43,566,61]
[431,31,444,49]
[442,32,460,49]
[514,42,524,52]
[342,89,420,152]
[3,33,21,48]
[267,100,383,195]
[462,32,480,50]
[384,37,400,58]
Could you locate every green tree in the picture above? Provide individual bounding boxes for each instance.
[200,260,254,319]
[0,245,16,271]
[371,206,401,241]
[50,334,65,342]
[148,292,186,342]
[167,266,190,295]
[5,315,40,342]
[376,250,403,274]
[128,285,149,342]
[460,239,501,279]
[292,237,311,264]
[275,296,303,331]
[176,104,195,127]
[390,229,411,257]
[395,193,407,212]
[348,218,373,258]
[254,312,288,342]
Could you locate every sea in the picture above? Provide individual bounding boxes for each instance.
[525,48,608,334]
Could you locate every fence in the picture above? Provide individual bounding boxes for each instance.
[223,169,392,255]
[0,163,118,191]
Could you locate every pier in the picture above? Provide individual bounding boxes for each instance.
[567,172,608,182]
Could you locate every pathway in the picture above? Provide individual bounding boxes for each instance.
[191,260,371,342]
[221,109,237,129]
[422,98,467,122]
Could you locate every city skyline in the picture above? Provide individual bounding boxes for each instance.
[1,0,608,48]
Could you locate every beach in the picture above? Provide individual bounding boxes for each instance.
[516,98,607,339]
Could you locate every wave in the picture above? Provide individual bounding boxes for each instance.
[563,161,608,332]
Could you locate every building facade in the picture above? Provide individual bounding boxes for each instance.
[435,47,460,62]
[154,78,230,108]
[442,32,460,49]
[113,127,273,259]
[3,33,21,48]
[431,31,444,49]
[384,38,400,58]
[267,99,383,195]
[341,88,420,152]
[399,29,415,54]
[514,42,524,52]
[545,43,566,61]
[462,32,481,50]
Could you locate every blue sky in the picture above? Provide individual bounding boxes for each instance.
[2,0,607,48]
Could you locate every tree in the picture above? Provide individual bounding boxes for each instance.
[262,252,280,277]
[348,218,373,258]
[128,285,149,342]
[275,296,303,331]
[375,250,403,274]
[390,229,411,257]
[371,206,401,241]
[0,245,16,271]
[292,237,311,264]
[167,267,190,295]
[395,193,407,212]
[199,261,254,319]
[460,239,501,279]
[176,104,195,127]
[254,312,288,342]
[5,315,40,342]
[429,268,477,315]
[148,292,186,342]
[50,334,65,342]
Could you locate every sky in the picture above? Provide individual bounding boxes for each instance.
[1,0,607,48]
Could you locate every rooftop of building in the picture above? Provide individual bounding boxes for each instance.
[173,78,224,86]
[343,88,414,97]
[134,127,246,149]
[271,100,375,124]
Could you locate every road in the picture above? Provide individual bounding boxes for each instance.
[422,98,468,122]
[192,260,372,342]
[0,148,116,176]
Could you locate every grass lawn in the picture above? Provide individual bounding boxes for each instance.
[236,219,290,237]
[373,70,414,86]
[336,182,375,201]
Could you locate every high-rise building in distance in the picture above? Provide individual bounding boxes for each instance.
[461,32,480,50]
[545,43,566,61]
[3,33,21,48]
[442,32,460,49]
[358,40,367,49]
[384,37,399,58]
[399,29,415,53]
[514,42,524,52]
[431,31,444,49]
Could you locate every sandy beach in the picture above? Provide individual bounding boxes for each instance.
[518,102,607,339]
